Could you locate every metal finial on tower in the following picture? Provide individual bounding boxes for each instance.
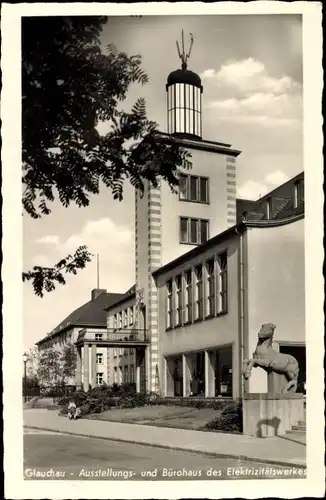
[176,30,194,70]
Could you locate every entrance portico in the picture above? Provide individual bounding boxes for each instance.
[75,328,149,392]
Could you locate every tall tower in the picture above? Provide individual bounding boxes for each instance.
[135,32,241,393]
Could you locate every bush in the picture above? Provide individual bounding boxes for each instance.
[204,403,243,433]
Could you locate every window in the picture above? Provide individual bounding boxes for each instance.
[113,367,117,384]
[180,217,209,245]
[124,309,128,328]
[130,365,135,383]
[206,258,216,317]
[178,174,209,203]
[113,314,117,330]
[129,307,134,326]
[118,312,122,329]
[119,366,123,384]
[95,333,103,341]
[184,269,193,324]
[166,279,173,329]
[175,274,182,327]
[217,252,228,313]
[195,265,203,321]
[96,353,103,364]
[180,217,188,243]
[179,175,188,200]
[96,373,103,385]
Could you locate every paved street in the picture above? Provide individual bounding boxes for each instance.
[24,428,304,481]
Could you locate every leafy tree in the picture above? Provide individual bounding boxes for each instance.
[37,346,62,385]
[22,16,191,297]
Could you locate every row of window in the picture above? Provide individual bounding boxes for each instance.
[96,364,136,385]
[113,307,134,330]
[113,347,134,357]
[166,251,228,329]
[180,217,209,245]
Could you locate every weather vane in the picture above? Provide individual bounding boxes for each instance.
[176,30,194,70]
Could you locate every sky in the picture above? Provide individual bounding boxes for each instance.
[23,14,303,349]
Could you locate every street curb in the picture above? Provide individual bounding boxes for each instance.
[24,425,306,469]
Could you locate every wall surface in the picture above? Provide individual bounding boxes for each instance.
[245,218,305,392]
[161,149,237,266]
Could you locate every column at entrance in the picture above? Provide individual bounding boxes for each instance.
[75,347,82,389]
[91,344,97,388]
[83,344,90,392]
[205,350,216,397]
[165,357,175,397]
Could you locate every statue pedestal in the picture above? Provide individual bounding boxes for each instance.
[243,393,304,438]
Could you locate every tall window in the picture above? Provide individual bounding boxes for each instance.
[118,311,122,329]
[130,365,135,383]
[175,274,182,327]
[113,314,117,330]
[206,258,216,317]
[96,373,103,385]
[96,353,103,364]
[124,309,128,328]
[217,252,228,313]
[184,269,193,324]
[180,217,209,244]
[179,174,209,203]
[195,265,203,321]
[266,198,272,219]
[166,279,173,329]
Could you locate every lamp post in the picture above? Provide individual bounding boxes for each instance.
[23,352,28,403]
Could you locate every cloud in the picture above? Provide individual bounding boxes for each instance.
[201,58,301,95]
[201,58,302,128]
[265,171,290,186]
[237,170,290,200]
[237,180,269,200]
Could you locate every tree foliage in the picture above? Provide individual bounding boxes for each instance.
[23,16,191,296]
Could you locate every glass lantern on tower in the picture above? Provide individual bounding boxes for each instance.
[166,31,203,139]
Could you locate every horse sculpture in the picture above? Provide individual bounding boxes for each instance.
[242,323,299,393]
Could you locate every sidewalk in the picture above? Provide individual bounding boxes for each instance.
[24,408,306,468]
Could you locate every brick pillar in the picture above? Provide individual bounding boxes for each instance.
[205,350,216,398]
[91,344,97,387]
[182,354,191,398]
[83,344,89,392]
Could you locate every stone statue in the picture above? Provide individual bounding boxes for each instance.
[242,324,299,393]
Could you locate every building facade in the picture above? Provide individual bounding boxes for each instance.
[35,41,305,400]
